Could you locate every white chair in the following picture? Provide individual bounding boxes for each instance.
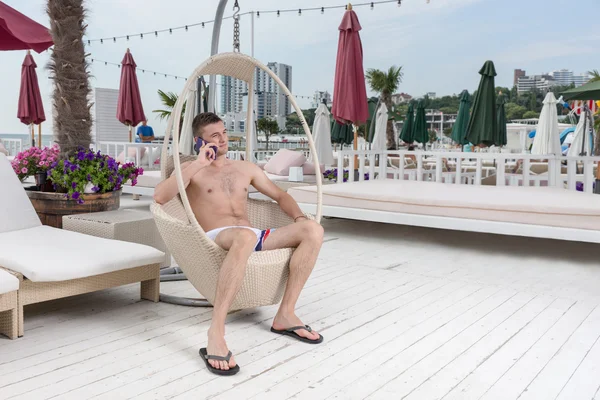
[0,154,165,337]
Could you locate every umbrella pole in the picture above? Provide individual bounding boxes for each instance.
[129,124,133,143]
[353,124,358,168]
[30,124,34,148]
[38,123,42,148]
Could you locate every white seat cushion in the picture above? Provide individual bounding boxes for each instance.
[0,225,165,282]
[0,269,19,295]
[0,154,42,234]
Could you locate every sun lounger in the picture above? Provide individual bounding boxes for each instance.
[287,179,600,244]
[0,268,20,339]
[0,154,165,337]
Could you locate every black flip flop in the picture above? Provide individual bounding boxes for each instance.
[199,348,240,376]
[270,325,324,344]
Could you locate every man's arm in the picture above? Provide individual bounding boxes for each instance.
[248,162,307,222]
[153,161,203,204]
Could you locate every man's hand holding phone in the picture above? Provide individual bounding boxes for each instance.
[194,139,218,168]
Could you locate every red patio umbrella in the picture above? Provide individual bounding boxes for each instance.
[0,1,53,53]
[117,49,146,142]
[17,50,46,147]
[331,4,369,153]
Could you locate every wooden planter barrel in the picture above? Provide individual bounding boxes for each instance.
[25,190,121,229]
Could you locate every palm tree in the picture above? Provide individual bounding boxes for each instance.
[153,90,184,121]
[366,66,403,149]
[47,0,92,157]
[587,70,600,82]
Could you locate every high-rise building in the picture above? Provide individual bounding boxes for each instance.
[513,69,526,86]
[549,69,589,86]
[311,90,332,108]
[220,62,292,129]
[220,76,248,114]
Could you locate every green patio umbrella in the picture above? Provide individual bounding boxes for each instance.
[331,120,354,145]
[412,100,429,145]
[451,90,471,145]
[561,80,600,101]
[366,97,379,143]
[399,103,415,144]
[496,92,508,146]
[465,60,497,146]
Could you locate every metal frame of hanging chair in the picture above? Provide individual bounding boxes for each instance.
[150,51,323,310]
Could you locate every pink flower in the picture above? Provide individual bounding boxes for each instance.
[21,168,28,174]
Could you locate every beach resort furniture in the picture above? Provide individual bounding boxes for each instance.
[0,153,165,336]
[150,52,323,310]
[0,268,20,339]
[287,179,600,244]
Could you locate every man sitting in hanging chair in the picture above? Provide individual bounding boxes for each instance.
[154,112,324,375]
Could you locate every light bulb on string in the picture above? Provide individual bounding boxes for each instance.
[126,35,129,40]
[185,25,188,31]
[202,22,205,28]
[371,2,374,9]
[140,33,143,39]
[169,28,172,34]
[113,37,116,42]
[321,7,324,14]
[277,10,280,17]
[298,9,301,16]
[154,31,157,37]
[398,0,401,6]
[257,11,260,18]
[100,39,103,44]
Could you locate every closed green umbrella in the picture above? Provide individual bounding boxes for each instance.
[451,90,471,145]
[331,120,354,145]
[366,97,379,143]
[399,103,414,144]
[465,60,497,146]
[412,101,429,145]
[496,93,507,146]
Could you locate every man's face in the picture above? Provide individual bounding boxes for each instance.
[199,121,228,156]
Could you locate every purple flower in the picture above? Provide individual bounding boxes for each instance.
[85,152,94,161]
[70,164,78,172]
[86,174,91,181]
[92,186,99,192]
[77,152,85,161]
[77,199,84,205]
[71,182,77,189]
[71,191,80,199]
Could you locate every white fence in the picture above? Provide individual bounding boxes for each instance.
[94,142,166,171]
[1,139,23,156]
[332,150,599,194]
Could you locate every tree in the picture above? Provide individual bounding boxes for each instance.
[504,102,527,120]
[47,0,92,157]
[153,90,184,121]
[588,69,600,82]
[257,117,280,150]
[366,65,403,149]
[523,110,540,119]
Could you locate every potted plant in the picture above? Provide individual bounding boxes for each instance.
[10,144,60,190]
[12,143,144,228]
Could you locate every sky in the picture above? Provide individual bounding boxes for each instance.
[2,0,599,136]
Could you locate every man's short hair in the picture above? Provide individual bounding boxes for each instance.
[192,112,223,138]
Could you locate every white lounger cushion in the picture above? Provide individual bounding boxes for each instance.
[0,225,165,282]
[0,154,42,234]
[0,268,19,295]
[288,180,600,231]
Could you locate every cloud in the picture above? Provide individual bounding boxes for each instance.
[495,38,598,65]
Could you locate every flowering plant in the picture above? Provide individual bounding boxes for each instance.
[47,147,143,204]
[323,168,369,183]
[11,144,60,181]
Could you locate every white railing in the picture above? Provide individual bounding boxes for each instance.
[95,141,166,171]
[329,150,599,194]
[1,139,23,156]
[226,149,311,162]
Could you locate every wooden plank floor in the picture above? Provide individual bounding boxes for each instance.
[2,213,600,399]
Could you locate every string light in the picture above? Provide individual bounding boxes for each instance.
[84,1,404,44]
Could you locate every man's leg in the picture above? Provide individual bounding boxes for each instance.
[207,228,257,371]
[262,220,324,341]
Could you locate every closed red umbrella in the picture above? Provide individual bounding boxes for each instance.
[18,50,46,147]
[331,4,369,152]
[117,49,146,142]
[0,1,53,53]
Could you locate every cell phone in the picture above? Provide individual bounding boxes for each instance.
[194,138,218,160]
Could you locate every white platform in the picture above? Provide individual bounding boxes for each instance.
[1,201,600,399]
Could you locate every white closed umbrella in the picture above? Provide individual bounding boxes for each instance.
[180,87,198,155]
[372,103,388,151]
[531,92,560,155]
[310,102,334,165]
[567,112,593,156]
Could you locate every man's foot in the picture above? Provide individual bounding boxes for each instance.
[272,313,323,344]
[205,329,238,372]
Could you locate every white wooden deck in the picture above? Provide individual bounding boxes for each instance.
[2,198,600,399]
